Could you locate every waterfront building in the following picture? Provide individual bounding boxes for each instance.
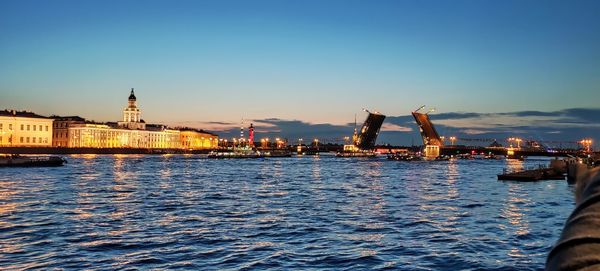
[61,122,180,148]
[117,88,146,130]
[0,110,53,147]
[179,128,219,150]
[51,89,216,149]
[52,116,85,147]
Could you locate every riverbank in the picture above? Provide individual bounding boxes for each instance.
[0,147,213,155]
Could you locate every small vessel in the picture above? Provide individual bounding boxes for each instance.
[208,146,265,159]
[0,154,66,167]
[433,155,451,161]
[498,167,564,181]
[507,154,526,161]
[336,150,377,158]
[208,148,292,159]
[387,153,422,161]
[499,159,569,181]
[506,147,525,160]
[207,145,293,159]
[265,149,292,158]
[484,154,504,160]
[456,154,474,160]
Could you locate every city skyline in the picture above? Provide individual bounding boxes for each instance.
[3,100,598,148]
[1,0,599,145]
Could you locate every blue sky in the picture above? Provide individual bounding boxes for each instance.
[1,0,599,145]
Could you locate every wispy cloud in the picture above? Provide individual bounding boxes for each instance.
[462,129,492,135]
[433,109,600,129]
[167,108,599,146]
[169,121,239,131]
[381,123,413,132]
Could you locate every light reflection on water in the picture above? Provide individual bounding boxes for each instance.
[0,155,573,270]
[506,158,525,172]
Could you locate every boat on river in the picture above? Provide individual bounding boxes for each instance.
[0,154,66,167]
[208,147,292,159]
[208,146,264,159]
[387,153,422,161]
[336,150,377,158]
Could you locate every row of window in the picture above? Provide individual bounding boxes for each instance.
[54,132,68,138]
[18,124,49,131]
[0,123,50,131]
[19,137,49,144]
[54,122,69,128]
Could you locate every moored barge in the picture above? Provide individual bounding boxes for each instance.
[0,155,66,167]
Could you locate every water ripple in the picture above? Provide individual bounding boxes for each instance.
[0,155,572,270]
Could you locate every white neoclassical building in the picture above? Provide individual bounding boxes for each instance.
[52,88,218,149]
[0,110,54,147]
[117,88,146,130]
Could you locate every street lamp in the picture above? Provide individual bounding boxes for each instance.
[581,139,593,153]
[508,137,516,148]
[260,138,266,148]
[449,136,456,146]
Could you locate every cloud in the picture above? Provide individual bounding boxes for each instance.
[462,129,492,135]
[425,108,600,147]
[169,119,279,132]
[381,123,413,132]
[169,121,239,131]
[561,108,600,123]
[434,114,564,129]
[167,107,600,146]
[432,108,600,129]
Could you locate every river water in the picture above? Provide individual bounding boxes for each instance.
[0,154,573,270]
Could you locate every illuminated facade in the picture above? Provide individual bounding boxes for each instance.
[117,88,146,130]
[179,129,218,150]
[0,110,53,147]
[52,116,85,147]
[51,89,217,149]
[63,123,180,148]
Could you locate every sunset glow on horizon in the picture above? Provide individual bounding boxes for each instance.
[1,0,599,144]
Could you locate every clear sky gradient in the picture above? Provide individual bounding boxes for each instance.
[1,0,599,131]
